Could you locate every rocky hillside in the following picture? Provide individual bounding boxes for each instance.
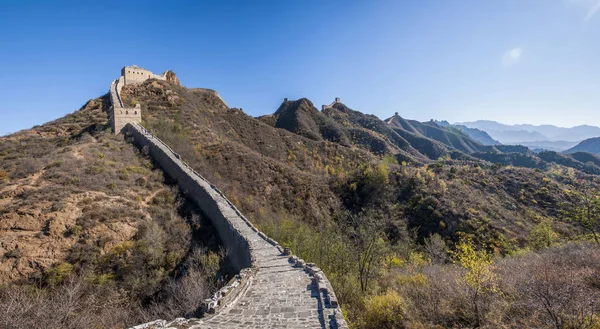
[117,80,597,246]
[0,94,224,328]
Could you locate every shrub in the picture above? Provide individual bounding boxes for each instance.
[452,238,498,327]
[152,190,176,206]
[64,224,83,237]
[200,252,221,280]
[11,158,41,179]
[528,220,558,250]
[4,248,23,259]
[360,291,406,329]
[85,166,104,175]
[45,263,74,286]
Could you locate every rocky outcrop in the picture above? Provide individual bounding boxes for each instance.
[164,71,180,86]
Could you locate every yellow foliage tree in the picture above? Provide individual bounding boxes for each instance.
[453,238,497,328]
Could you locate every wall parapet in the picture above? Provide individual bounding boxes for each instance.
[124,122,348,328]
[109,79,123,108]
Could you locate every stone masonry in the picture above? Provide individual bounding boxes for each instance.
[121,65,169,85]
[122,121,348,328]
[110,65,170,134]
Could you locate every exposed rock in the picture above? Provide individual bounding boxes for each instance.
[165,70,180,86]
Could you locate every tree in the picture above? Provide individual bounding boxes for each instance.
[453,238,497,328]
[357,233,387,292]
[569,184,600,245]
[424,233,449,264]
[528,220,558,250]
[348,211,390,293]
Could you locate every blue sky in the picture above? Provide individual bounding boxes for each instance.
[1,0,599,136]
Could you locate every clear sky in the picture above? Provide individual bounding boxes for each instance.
[1,0,599,136]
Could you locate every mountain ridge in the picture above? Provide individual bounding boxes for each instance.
[565,137,600,155]
[457,120,600,144]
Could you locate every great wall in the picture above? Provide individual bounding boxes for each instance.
[109,66,349,329]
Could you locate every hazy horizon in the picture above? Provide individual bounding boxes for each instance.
[1,0,599,136]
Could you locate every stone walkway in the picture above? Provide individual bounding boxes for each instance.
[192,247,324,328]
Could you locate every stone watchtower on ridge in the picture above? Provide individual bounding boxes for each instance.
[322,97,341,111]
[109,65,169,133]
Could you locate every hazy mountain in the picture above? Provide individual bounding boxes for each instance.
[435,121,500,145]
[564,137,600,154]
[457,120,600,143]
[515,140,579,152]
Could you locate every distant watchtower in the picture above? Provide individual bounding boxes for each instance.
[322,97,341,111]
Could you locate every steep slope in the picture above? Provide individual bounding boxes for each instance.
[405,119,494,154]
[121,81,381,226]
[321,103,430,161]
[565,137,600,154]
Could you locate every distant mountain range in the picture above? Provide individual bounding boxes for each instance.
[454,120,600,152]
[457,120,600,143]
[435,120,500,145]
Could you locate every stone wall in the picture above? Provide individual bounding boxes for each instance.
[125,123,254,271]
[124,122,349,329]
[109,78,122,108]
[110,74,142,134]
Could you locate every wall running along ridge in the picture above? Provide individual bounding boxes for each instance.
[124,122,349,329]
[109,76,141,134]
[321,98,341,111]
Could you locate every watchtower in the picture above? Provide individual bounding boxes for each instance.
[322,97,341,111]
